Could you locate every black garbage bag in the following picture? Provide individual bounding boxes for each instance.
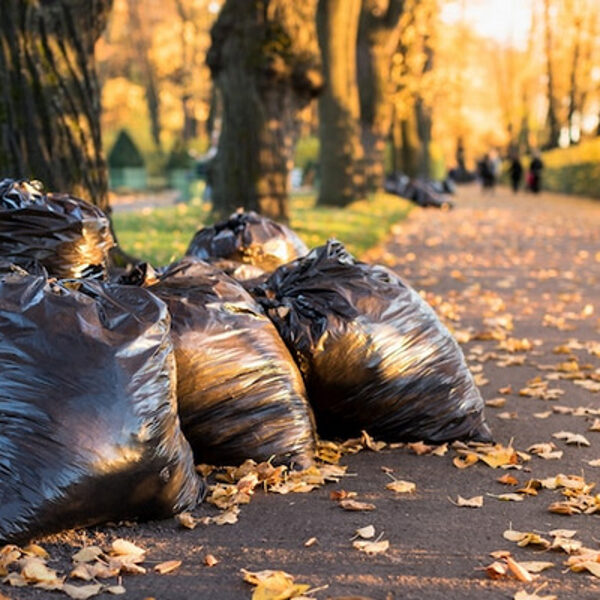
[186,211,308,272]
[0,272,201,545]
[252,241,492,444]
[149,257,316,468]
[0,179,114,279]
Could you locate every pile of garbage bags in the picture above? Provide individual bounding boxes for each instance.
[0,179,490,545]
[0,179,114,278]
[384,173,454,209]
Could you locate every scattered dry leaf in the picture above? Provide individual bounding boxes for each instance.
[449,495,483,508]
[386,480,416,494]
[204,555,218,567]
[154,560,182,575]
[339,499,376,512]
[355,525,376,539]
[352,540,389,555]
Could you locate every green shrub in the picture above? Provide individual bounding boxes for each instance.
[108,130,145,168]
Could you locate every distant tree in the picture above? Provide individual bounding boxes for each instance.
[208,0,322,222]
[357,0,404,192]
[0,0,112,211]
[542,0,560,149]
[316,0,365,206]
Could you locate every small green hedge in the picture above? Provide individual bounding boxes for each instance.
[542,139,600,198]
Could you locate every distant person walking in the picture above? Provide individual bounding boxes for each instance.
[527,151,544,193]
[477,154,496,192]
[509,153,523,193]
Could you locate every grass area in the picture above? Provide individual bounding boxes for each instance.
[112,192,413,267]
[542,138,600,198]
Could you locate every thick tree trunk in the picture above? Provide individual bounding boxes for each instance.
[357,0,404,193]
[316,0,365,206]
[399,114,419,178]
[543,0,560,149]
[127,0,162,151]
[208,0,321,222]
[0,0,112,211]
[415,23,433,178]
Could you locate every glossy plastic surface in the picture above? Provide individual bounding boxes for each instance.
[0,179,114,279]
[0,272,201,544]
[253,241,492,444]
[151,257,316,468]
[186,211,308,272]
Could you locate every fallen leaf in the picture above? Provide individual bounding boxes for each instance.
[518,561,555,573]
[386,480,416,494]
[505,556,534,582]
[527,443,563,460]
[105,585,126,595]
[489,493,525,502]
[449,495,483,508]
[175,513,197,530]
[533,411,552,419]
[587,459,600,467]
[211,506,240,526]
[549,529,577,538]
[204,555,218,567]
[22,544,48,559]
[513,590,557,600]
[20,558,60,585]
[355,525,375,539]
[72,547,103,564]
[241,569,310,599]
[352,540,389,555]
[572,561,600,578]
[62,583,103,600]
[497,474,519,486]
[407,441,433,455]
[485,561,508,579]
[304,537,318,548]
[361,431,386,452]
[154,560,182,575]
[589,419,600,431]
[110,540,145,559]
[552,431,591,446]
[339,499,375,511]
[485,397,507,408]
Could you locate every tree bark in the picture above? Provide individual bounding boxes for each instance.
[415,16,433,178]
[0,0,112,212]
[567,14,583,145]
[357,0,404,193]
[208,0,321,222]
[127,0,162,151]
[543,0,560,149]
[316,0,365,206]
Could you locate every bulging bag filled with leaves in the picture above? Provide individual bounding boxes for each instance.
[253,240,492,444]
[0,179,114,279]
[149,257,316,467]
[185,210,308,272]
[0,272,201,544]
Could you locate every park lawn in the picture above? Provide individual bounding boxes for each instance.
[112,192,413,267]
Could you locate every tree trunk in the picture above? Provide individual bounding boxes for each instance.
[399,114,419,178]
[127,0,162,151]
[0,0,112,212]
[543,0,560,149]
[567,15,583,145]
[357,0,404,193]
[316,0,365,206]
[208,0,321,222]
[415,18,434,178]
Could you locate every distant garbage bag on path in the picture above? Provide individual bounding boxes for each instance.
[252,241,492,444]
[149,257,316,468]
[384,173,454,209]
[0,179,114,279]
[186,211,309,272]
[0,271,201,545]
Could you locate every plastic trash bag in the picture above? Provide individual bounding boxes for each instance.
[186,211,308,272]
[0,271,201,544]
[0,179,114,279]
[149,257,316,468]
[252,241,492,444]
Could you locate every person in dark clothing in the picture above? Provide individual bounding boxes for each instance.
[509,153,523,193]
[477,154,496,192]
[528,152,544,193]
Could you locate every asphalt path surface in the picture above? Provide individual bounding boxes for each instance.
[3,184,600,600]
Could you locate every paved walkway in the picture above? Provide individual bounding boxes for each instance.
[5,185,600,600]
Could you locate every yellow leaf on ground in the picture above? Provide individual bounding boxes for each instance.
[72,547,103,564]
[513,590,557,600]
[505,556,534,582]
[352,540,390,555]
[204,555,219,567]
[175,512,198,529]
[338,499,376,511]
[386,480,416,494]
[154,560,182,575]
[241,569,310,600]
[20,558,60,585]
[450,495,483,508]
[110,540,145,558]
[552,431,591,446]
[518,562,555,573]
